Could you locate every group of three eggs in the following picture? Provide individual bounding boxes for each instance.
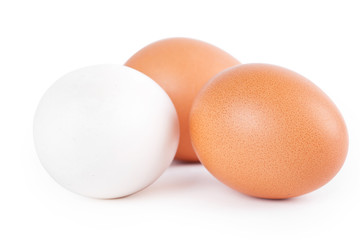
[34,38,348,200]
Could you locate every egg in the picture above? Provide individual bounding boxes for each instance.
[125,38,240,162]
[34,65,179,199]
[190,64,348,199]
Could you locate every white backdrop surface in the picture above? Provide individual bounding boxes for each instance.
[0,1,359,239]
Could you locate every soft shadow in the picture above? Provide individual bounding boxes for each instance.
[111,162,309,207]
[172,159,202,165]
[125,163,208,200]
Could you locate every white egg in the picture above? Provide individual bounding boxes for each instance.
[33,65,179,199]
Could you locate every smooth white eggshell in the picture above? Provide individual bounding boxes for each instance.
[34,65,179,199]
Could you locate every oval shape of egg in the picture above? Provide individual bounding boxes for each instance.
[34,65,179,199]
[190,64,348,199]
[125,38,240,162]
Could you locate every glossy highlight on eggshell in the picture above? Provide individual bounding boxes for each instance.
[125,37,240,162]
[190,63,348,199]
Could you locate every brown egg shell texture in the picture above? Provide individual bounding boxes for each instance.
[190,63,348,199]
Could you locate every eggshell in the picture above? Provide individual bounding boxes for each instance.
[34,65,179,199]
[125,38,240,162]
[190,63,348,199]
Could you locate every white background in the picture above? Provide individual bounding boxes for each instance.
[1,0,359,239]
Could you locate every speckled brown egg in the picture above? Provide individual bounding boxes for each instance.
[190,63,348,199]
[125,38,240,162]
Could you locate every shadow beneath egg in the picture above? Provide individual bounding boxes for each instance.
[172,159,202,165]
[119,160,307,207]
[126,161,205,199]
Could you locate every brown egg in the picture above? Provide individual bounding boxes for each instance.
[190,64,348,199]
[125,38,240,162]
